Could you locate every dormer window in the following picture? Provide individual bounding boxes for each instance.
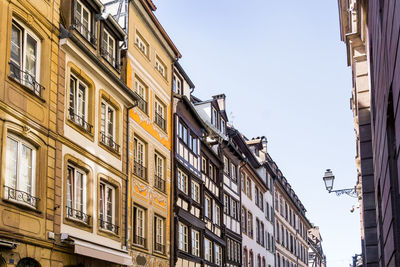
[74,0,95,44]
[220,118,226,134]
[102,29,116,67]
[173,74,182,94]
[211,107,218,128]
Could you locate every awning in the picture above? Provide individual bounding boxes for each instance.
[72,238,133,266]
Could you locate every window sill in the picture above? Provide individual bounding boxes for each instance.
[98,226,120,240]
[132,243,147,252]
[65,216,92,229]
[2,198,42,214]
[66,118,94,142]
[8,75,46,103]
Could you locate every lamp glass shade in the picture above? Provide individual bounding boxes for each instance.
[323,169,335,191]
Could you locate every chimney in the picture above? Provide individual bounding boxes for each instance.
[261,136,267,152]
[212,94,226,112]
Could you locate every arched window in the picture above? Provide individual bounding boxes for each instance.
[17,258,40,267]
[249,250,254,267]
[243,247,248,267]
[257,254,261,267]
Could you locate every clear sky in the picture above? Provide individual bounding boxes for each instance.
[154,0,361,265]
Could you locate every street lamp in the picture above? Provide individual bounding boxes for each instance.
[322,169,357,198]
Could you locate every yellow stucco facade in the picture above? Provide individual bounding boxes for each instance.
[126,0,180,266]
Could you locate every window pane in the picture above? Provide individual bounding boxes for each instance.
[107,106,114,138]
[67,167,73,208]
[20,144,33,194]
[75,171,84,211]
[101,102,106,134]
[11,24,21,66]
[106,186,112,223]
[99,183,104,219]
[6,137,18,189]
[77,83,86,118]
[25,34,37,81]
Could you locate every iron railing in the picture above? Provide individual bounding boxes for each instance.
[68,107,93,133]
[154,174,165,193]
[100,132,120,154]
[154,242,165,254]
[66,206,91,224]
[133,160,147,181]
[9,62,45,98]
[100,47,119,71]
[4,185,39,209]
[99,218,119,235]
[134,235,146,248]
[73,16,97,45]
[154,112,165,130]
[137,95,147,114]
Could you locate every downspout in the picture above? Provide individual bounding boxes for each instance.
[125,105,135,250]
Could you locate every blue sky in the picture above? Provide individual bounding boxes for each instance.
[154,0,360,265]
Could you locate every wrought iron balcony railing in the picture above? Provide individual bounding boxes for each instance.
[154,112,166,130]
[100,132,120,154]
[137,95,147,114]
[9,62,45,98]
[99,218,119,235]
[66,206,91,224]
[134,235,146,248]
[154,242,165,254]
[72,16,97,45]
[4,185,39,209]
[133,160,147,181]
[100,47,119,71]
[68,108,93,133]
[154,174,165,193]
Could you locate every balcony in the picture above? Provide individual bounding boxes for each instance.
[154,242,165,254]
[100,132,120,154]
[72,16,97,45]
[99,218,119,235]
[154,112,166,131]
[68,108,93,133]
[100,47,120,71]
[66,206,91,224]
[154,174,165,193]
[4,185,39,209]
[133,160,147,181]
[9,62,45,98]
[133,235,146,248]
[137,95,147,114]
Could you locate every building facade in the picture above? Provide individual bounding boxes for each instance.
[307,226,326,267]
[274,172,311,267]
[0,0,61,265]
[337,0,400,265]
[125,0,180,266]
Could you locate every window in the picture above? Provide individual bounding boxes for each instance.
[188,134,198,154]
[204,238,212,262]
[214,205,221,225]
[205,195,212,219]
[249,251,254,267]
[223,194,229,214]
[247,211,253,237]
[259,191,264,211]
[100,100,119,153]
[135,32,148,56]
[191,180,200,202]
[69,74,91,132]
[155,56,166,77]
[247,178,252,199]
[5,135,37,208]
[154,216,164,253]
[155,100,166,130]
[102,29,115,67]
[133,206,146,247]
[201,157,207,174]
[231,163,237,182]
[242,207,247,233]
[135,79,148,113]
[99,182,116,233]
[133,138,146,180]
[211,107,218,128]
[256,219,260,243]
[209,163,216,180]
[243,248,248,267]
[173,74,182,94]
[215,244,222,266]
[220,118,226,134]
[191,230,200,256]
[231,199,237,220]
[255,187,259,206]
[261,222,265,246]
[178,222,188,252]
[177,169,188,194]
[241,172,246,192]
[10,19,42,96]
[75,0,92,41]
[154,153,165,192]
[223,156,229,174]
[66,164,88,223]
[178,121,188,144]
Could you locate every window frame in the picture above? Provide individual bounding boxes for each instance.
[154,215,165,254]
[101,29,116,67]
[191,229,200,257]
[178,222,188,252]
[135,31,149,57]
[177,168,188,194]
[191,180,200,203]
[99,181,117,234]
[133,205,146,248]
[134,78,148,114]
[66,163,89,223]
[155,56,167,78]
[154,98,166,131]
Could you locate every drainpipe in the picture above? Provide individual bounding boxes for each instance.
[125,105,135,250]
